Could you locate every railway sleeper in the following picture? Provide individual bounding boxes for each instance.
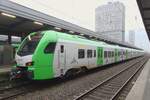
[105,83,122,87]
[87,94,107,100]
[99,87,118,92]
[120,93,128,97]
[93,91,114,97]
[95,89,115,95]
[118,96,125,100]
[102,84,119,89]
[89,93,111,100]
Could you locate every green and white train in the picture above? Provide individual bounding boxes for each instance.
[12,30,144,80]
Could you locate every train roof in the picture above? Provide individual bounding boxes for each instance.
[31,30,142,51]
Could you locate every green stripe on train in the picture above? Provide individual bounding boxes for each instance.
[97,47,103,65]
[31,32,57,80]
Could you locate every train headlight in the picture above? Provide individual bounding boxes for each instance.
[26,62,34,66]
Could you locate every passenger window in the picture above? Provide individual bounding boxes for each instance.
[44,42,56,53]
[108,51,110,57]
[101,50,103,58]
[98,49,101,58]
[110,51,112,57]
[87,50,92,58]
[104,51,107,58]
[98,50,100,57]
[112,51,114,57]
[109,51,111,57]
[115,51,117,56]
[61,45,64,53]
[118,51,120,56]
[94,50,96,57]
[78,49,85,59]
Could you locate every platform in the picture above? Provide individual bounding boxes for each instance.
[0,65,11,77]
[126,58,150,100]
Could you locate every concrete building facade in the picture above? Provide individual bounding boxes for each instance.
[129,30,135,45]
[95,2,125,42]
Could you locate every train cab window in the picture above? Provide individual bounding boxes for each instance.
[17,33,43,56]
[104,51,107,58]
[87,50,92,58]
[94,50,96,57]
[60,45,64,53]
[44,42,56,53]
[78,49,85,59]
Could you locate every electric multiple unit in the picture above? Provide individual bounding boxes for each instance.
[12,30,144,80]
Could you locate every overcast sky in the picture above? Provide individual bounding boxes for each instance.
[10,0,150,52]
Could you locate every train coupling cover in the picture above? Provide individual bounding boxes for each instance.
[9,68,27,80]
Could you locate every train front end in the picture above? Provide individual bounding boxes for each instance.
[11,31,57,80]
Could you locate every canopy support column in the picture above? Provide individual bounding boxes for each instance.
[8,33,12,44]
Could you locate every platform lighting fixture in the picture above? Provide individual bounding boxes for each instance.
[28,35,31,41]
[80,33,84,36]
[69,31,74,33]
[34,21,43,26]
[1,12,16,18]
[54,27,61,30]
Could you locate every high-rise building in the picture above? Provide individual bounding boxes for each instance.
[95,2,125,42]
[129,30,135,45]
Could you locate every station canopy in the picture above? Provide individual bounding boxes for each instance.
[0,0,141,49]
[137,0,150,40]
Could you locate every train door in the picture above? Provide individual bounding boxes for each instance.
[58,44,66,75]
[104,48,108,65]
[97,47,103,66]
[111,50,115,63]
[121,50,123,60]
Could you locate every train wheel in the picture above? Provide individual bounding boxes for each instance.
[64,69,78,78]
[81,67,88,73]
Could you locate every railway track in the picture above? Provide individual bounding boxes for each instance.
[0,80,31,100]
[74,56,148,100]
[0,79,9,87]
[0,56,147,100]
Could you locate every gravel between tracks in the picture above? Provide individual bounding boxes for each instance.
[10,57,144,100]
